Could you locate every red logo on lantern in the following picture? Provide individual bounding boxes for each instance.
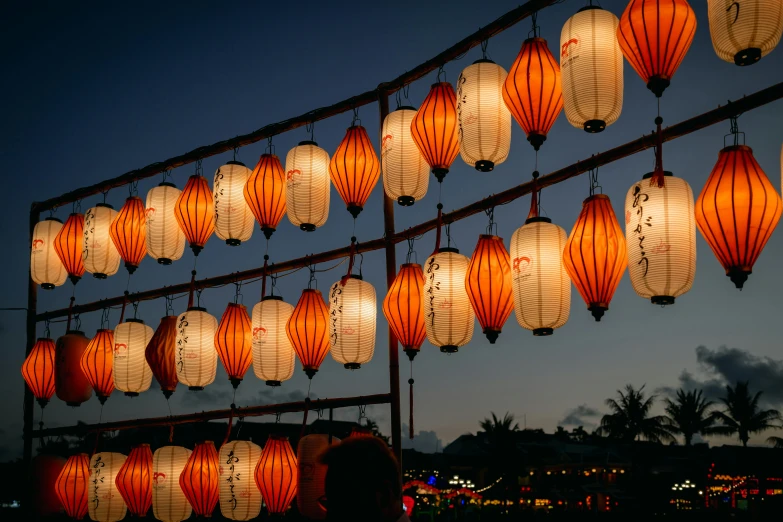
[153,472,167,486]
[342,327,355,335]
[652,240,671,254]
[286,169,302,182]
[439,300,453,309]
[561,38,579,58]
[253,326,267,340]
[32,238,44,250]
[114,343,128,358]
[513,256,532,274]
[463,113,478,126]
[185,352,198,359]
[381,134,394,150]
[146,207,156,220]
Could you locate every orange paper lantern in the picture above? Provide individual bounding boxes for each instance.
[21,337,56,408]
[109,196,147,274]
[54,213,85,285]
[175,175,215,256]
[617,0,697,97]
[563,194,628,321]
[382,263,426,360]
[144,315,178,398]
[465,235,514,343]
[254,436,298,515]
[55,454,90,520]
[329,125,380,218]
[244,154,287,239]
[55,330,92,407]
[214,302,253,388]
[286,289,330,379]
[179,441,219,517]
[115,444,153,517]
[695,145,782,289]
[79,329,115,404]
[410,82,460,182]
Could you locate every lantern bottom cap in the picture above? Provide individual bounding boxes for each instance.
[432,168,449,183]
[124,391,139,397]
[92,272,108,279]
[226,238,242,246]
[97,395,109,405]
[41,283,55,290]
[124,262,138,274]
[483,329,501,344]
[533,328,553,337]
[35,398,50,408]
[189,245,203,256]
[344,363,361,370]
[397,196,415,207]
[734,48,761,66]
[300,223,316,232]
[651,295,675,306]
[157,257,173,265]
[440,345,458,354]
[646,77,670,98]
[583,120,606,133]
[527,133,546,151]
[265,380,282,387]
[229,377,242,389]
[475,160,495,172]
[68,275,82,285]
[347,206,364,219]
[65,401,82,407]
[188,386,204,391]
[261,227,276,240]
[305,368,318,379]
[162,389,174,399]
[588,305,607,322]
[727,269,751,290]
[404,348,419,361]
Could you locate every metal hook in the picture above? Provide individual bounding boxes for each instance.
[437,65,446,83]
[44,319,51,338]
[406,237,416,264]
[233,145,239,162]
[308,264,317,290]
[351,106,360,127]
[480,39,489,60]
[195,159,203,176]
[234,281,243,304]
[485,207,496,235]
[306,121,315,142]
[132,301,139,319]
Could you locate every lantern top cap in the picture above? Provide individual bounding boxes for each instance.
[261,295,283,302]
[523,36,549,45]
[65,329,85,336]
[226,301,248,310]
[35,337,54,342]
[577,5,602,12]
[225,160,246,167]
[123,318,145,324]
[68,212,83,217]
[525,216,552,225]
[186,306,208,312]
[437,247,460,254]
[472,58,496,65]
[347,124,367,131]
[395,105,417,112]
[721,144,753,154]
[302,288,323,296]
[133,443,151,448]
[642,171,673,180]
[298,140,319,146]
[344,274,363,281]
[430,81,455,90]
[198,440,216,447]
[583,194,610,204]
[400,263,422,269]
[478,234,503,241]
[44,216,63,223]
[158,181,177,188]
[187,174,207,180]
[96,328,113,333]
[95,202,114,209]
[267,434,289,442]
[125,195,143,201]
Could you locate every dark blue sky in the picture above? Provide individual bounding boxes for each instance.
[2,1,783,458]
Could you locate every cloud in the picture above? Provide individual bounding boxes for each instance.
[559,404,600,428]
[256,387,308,405]
[401,424,442,453]
[178,386,234,408]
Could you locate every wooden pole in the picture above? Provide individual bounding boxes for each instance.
[23,205,39,517]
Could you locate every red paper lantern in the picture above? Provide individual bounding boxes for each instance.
[410,82,460,182]
[382,264,426,360]
[115,444,153,517]
[465,235,514,343]
[144,315,178,398]
[109,196,148,274]
[31,454,66,517]
[286,289,330,379]
[79,329,115,404]
[329,125,380,218]
[254,436,298,515]
[21,337,56,408]
[55,454,90,520]
[54,213,85,285]
[179,441,220,517]
[55,330,92,407]
[214,302,253,388]
[175,175,215,256]
[244,154,287,239]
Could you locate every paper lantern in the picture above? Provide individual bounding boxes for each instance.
[510,217,571,335]
[109,196,147,274]
[115,444,153,517]
[113,319,154,396]
[254,436,297,515]
[296,434,340,521]
[286,289,331,378]
[152,446,192,522]
[403,495,415,516]
[328,276,376,369]
[83,204,121,279]
[617,0,697,97]
[175,307,218,390]
[80,329,115,404]
[55,330,92,406]
[54,213,85,284]
[213,161,255,245]
[695,145,782,289]
[563,194,628,321]
[89,452,127,522]
[219,440,262,520]
[215,302,253,388]
[244,154,287,239]
[502,37,563,150]
[465,235,513,343]
[329,125,380,218]
[180,441,220,517]
[382,263,426,360]
[560,5,623,132]
[457,60,511,171]
[422,249,475,352]
[146,183,186,265]
[348,426,375,438]
[145,315,179,398]
[708,0,783,66]
[31,454,66,517]
[175,175,215,256]
[31,218,67,289]
[21,337,56,407]
[55,454,90,520]
[381,108,429,206]
[625,172,696,304]
[410,82,460,182]
[285,141,331,230]
[251,296,295,386]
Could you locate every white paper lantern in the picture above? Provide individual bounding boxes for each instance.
[625,172,696,304]
[175,307,218,390]
[146,183,186,265]
[297,434,340,520]
[31,218,67,289]
[285,141,330,231]
[457,60,512,171]
[708,0,783,66]
[83,204,121,278]
[328,276,376,369]
[560,5,623,132]
[251,296,295,386]
[381,107,429,206]
[88,452,127,522]
[152,446,192,522]
[113,319,154,396]
[422,249,474,352]
[510,217,571,335]
[214,162,255,245]
[219,440,262,520]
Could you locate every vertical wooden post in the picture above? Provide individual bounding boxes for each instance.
[23,205,39,514]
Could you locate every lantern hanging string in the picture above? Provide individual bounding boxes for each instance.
[306,120,315,142]
[437,65,447,83]
[485,207,497,236]
[222,402,235,446]
[100,307,110,329]
[187,270,197,308]
[409,360,415,440]
[118,291,129,323]
[234,281,243,304]
[724,115,745,147]
[44,319,51,339]
[232,145,239,162]
[300,397,311,440]
[481,39,489,60]
[72,199,81,214]
[270,273,278,297]
[266,136,275,156]
[308,264,317,290]
[165,295,174,317]
[102,189,109,205]
[162,168,172,184]
[195,289,203,308]
[261,255,269,299]
[406,237,417,264]
[132,301,139,319]
[588,165,601,196]
[528,171,540,220]
[168,425,174,443]
[351,106,361,127]
[650,113,666,188]
[529,10,540,38]
[340,237,358,286]
[432,203,444,255]
[128,180,139,198]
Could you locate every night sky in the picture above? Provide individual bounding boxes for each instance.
[2,1,783,460]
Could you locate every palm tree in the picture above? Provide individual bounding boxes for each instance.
[767,436,783,449]
[479,412,520,505]
[663,389,724,446]
[598,384,674,443]
[713,381,782,447]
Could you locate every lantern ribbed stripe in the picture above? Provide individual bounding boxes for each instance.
[329,126,380,215]
[297,434,338,521]
[382,108,429,204]
[153,446,192,522]
[180,441,220,517]
[22,337,56,405]
[708,0,783,65]
[465,235,513,342]
[244,154,287,237]
[219,440,263,521]
[175,175,215,255]
[31,218,67,288]
[115,444,153,517]
[55,454,90,520]
[560,7,623,131]
[254,436,298,515]
[328,277,376,368]
[80,329,115,400]
[286,289,331,376]
[55,331,92,406]
[176,308,218,389]
[285,142,331,229]
[214,162,255,244]
[422,250,474,352]
[215,302,253,385]
[89,452,127,522]
[113,320,154,395]
[54,213,85,283]
[252,298,295,384]
[84,205,121,277]
[145,316,179,396]
[410,83,460,177]
[109,196,147,272]
[146,184,186,263]
[383,264,427,354]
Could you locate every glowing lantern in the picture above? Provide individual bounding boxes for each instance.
[113,318,154,396]
[403,495,415,516]
[54,213,85,284]
[465,235,513,343]
[152,446,192,522]
[55,330,92,406]
[214,162,255,245]
[695,145,782,288]
[31,218,67,289]
[563,194,628,321]
[109,196,147,274]
[422,249,475,352]
[254,436,297,515]
[80,329,114,404]
[21,337,56,407]
[502,37,563,150]
[297,434,340,521]
[708,0,783,66]
[560,5,623,132]
[457,60,511,171]
[244,154,287,239]
[89,452,127,522]
[410,82,460,182]
[329,125,380,218]
[286,289,331,378]
[175,175,215,256]
[146,183,186,265]
[179,441,219,517]
[31,454,65,517]
[328,276,376,369]
[115,444,153,517]
[219,440,262,520]
[285,141,331,231]
[625,172,696,304]
[83,204,121,279]
[251,296,295,386]
[617,0,697,97]
[381,107,429,206]
[348,426,374,438]
[214,302,253,388]
[145,315,179,398]
[382,264,426,360]
[55,454,90,520]
[175,307,218,390]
